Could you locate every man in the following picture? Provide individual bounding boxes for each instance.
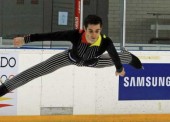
[0,15,142,97]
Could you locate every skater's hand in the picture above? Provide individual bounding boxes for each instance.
[115,68,125,77]
[13,37,25,47]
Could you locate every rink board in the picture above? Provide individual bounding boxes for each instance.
[0,49,170,120]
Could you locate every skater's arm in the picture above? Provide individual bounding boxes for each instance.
[13,30,80,47]
[106,38,125,77]
[24,30,79,43]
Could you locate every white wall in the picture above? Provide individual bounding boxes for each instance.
[1,49,170,115]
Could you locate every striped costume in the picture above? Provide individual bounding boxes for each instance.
[0,30,142,96]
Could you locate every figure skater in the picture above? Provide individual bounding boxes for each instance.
[0,15,142,97]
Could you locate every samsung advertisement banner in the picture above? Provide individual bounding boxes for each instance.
[119,63,170,100]
[0,53,18,115]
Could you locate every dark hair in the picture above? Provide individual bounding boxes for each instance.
[83,15,103,28]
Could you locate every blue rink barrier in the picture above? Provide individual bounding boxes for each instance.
[119,63,170,100]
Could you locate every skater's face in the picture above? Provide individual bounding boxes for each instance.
[84,24,102,44]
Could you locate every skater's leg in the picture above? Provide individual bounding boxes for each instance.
[0,51,71,96]
[95,50,142,69]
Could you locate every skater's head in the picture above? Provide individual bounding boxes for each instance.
[83,15,103,29]
[83,15,103,44]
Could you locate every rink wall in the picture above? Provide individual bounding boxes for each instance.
[0,49,170,116]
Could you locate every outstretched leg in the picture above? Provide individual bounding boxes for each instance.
[0,50,71,96]
[95,50,142,69]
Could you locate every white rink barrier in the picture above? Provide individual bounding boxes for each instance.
[0,49,170,115]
